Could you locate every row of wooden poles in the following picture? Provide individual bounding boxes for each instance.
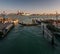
[42,11,59,46]
[42,24,55,46]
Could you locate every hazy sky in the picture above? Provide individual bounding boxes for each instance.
[0,0,60,14]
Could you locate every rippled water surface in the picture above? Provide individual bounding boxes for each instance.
[0,15,60,54]
[0,24,60,54]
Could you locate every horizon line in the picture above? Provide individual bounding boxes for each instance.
[0,10,60,14]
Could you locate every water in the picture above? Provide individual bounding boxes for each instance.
[0,24,60,54]
[0,15,60,54]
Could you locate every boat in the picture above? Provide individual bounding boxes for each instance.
[0,23,14,38]
[36,20,41,24]
[19,23,39,26]
[53,32,60,37]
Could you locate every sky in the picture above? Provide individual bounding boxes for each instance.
[0,0,60,14]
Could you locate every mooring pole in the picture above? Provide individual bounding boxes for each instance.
[56,11,58,27]
[51,35,54,45]
[43,23,44,37]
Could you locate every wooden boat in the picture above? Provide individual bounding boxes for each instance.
[0,23,14,38]
[36,20,41,24]
[19,23,39,26]
[53,32,60,37]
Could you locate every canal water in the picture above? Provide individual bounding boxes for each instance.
[0,15,60,54]
[0,24,60,54]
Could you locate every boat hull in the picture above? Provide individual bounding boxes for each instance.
[36,20,41,24]
[19,23,39,26]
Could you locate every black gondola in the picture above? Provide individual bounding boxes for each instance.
[36,20,41,24]
[19,23,39,26]
[53,32,60,37]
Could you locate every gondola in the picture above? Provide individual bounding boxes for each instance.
[53,32,60,37]
[19,23,39,26]
[36,20,41,24]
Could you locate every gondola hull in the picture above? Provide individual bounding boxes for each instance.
[19,23,39,26]
[36,20,41,24]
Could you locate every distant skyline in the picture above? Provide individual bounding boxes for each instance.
[0,0,60,14]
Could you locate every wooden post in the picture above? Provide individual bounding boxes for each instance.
[43,24,44,37]
[56,11,58,27]
[51,35,54,45]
